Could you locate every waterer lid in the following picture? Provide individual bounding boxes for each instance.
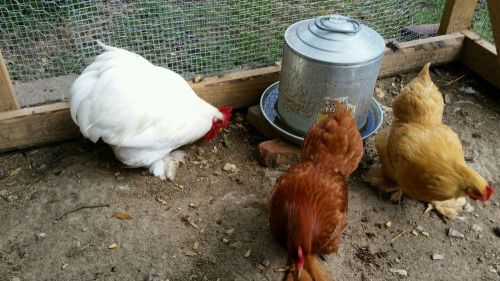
[284,14,385,65]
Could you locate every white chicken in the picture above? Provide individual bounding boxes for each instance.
[70,41,232,180]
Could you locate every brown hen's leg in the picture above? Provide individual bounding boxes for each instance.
[285,265,313,281]
[390,189,403,204]
[304,256,335,281]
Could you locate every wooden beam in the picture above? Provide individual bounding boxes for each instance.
[487,0,500,68]
[0,34,466,152]
[190,65,280,108]
[438,0,479,34]
[0,50,20,112]
[0,102,79,152]
[460,30,500,89]
[379,33,465,77]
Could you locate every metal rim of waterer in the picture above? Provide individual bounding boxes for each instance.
[260,81,384,144]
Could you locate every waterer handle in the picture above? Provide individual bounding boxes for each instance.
[314,15,361,34]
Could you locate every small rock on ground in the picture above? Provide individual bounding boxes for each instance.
[448,228,465,238]
[374,87,385,99]
[389,268,408,276]
[459,86,476,95]
[222,163,237,173]
[471,224,482,232]
[432,254,444,260]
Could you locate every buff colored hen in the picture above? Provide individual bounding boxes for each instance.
[363,63,493,218]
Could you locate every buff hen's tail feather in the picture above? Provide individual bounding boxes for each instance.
[301,101,363,177]
[392,62,444,125]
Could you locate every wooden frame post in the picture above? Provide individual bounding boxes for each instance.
[438,0,479,34]
[487,0,500,68]
[0,50,20,112]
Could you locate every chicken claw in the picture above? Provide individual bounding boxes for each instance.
[424,203,433,215]
[285,267,313,281]
[362,165,398,192]
[428,197,474,219]
[148,150,186,181]
[390,189,403,204]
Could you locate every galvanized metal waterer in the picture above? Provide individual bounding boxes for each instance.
[277,14,385,136]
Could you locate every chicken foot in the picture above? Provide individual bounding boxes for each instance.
[390,190,403,204]
[285,267,313,281]
[148,150,186,181]
[284,256,335,281]
[304,256,335,281]
[425,197,474,219]
[362,165,402,203]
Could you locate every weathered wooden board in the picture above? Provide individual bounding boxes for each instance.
[0,102,79,152]
[461,30,500,89]
[379,33,465,77]
[438,0,479,34]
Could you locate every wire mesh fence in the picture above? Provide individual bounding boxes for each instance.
[0,0,494,83]
[472,0,493,43]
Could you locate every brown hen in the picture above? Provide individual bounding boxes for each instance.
[302,100,364,177]
[269,101,363,280]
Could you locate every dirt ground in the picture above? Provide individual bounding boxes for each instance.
[1,63,499,281]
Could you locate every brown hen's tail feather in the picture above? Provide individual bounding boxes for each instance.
[302,101,363,177]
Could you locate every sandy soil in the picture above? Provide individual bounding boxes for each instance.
[1,63,499,281]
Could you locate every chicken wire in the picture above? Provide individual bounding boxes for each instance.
[0,0,493,83]
[472,0,494,44]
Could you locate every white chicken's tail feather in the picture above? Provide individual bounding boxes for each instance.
[95,40,120,51]
[69,71,97,124]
